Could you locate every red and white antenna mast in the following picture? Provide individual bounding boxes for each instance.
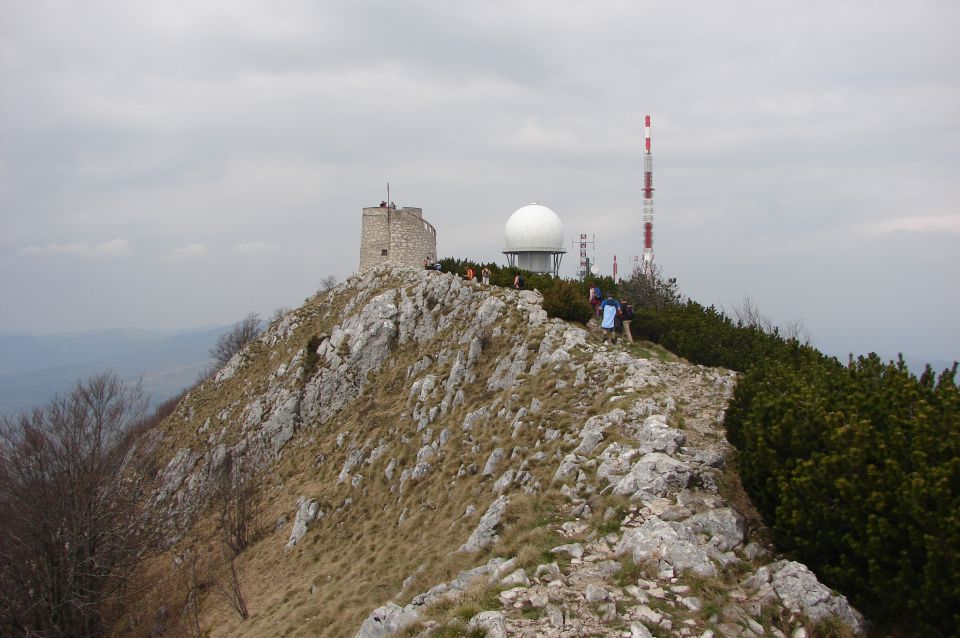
[642,115,655,278]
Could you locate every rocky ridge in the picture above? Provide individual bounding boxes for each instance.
[148,266,864,638]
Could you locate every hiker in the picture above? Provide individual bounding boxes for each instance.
[589,283,602,317]
[514,272,524,289]
[613,299,627,341]
[481,266,491,285]
[621,301,635,343]
[424,257,432,270]
[465,266,476,282]
[600,295,621,344]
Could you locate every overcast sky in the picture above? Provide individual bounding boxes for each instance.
[1,0,957,362]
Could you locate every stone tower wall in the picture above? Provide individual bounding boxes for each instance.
[359,206,438,272]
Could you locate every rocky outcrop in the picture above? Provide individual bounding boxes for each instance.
[149,266,865,638]
[286,497,323,549]
[459,495,509,553]
[351,314,864,636]
[355,558,507,638]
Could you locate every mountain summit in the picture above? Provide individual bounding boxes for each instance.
[141,266,863,638]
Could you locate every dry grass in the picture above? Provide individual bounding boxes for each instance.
[119,273,616,638]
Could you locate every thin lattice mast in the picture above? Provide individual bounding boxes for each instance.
[572,233,595,279]
[642,115,655,278]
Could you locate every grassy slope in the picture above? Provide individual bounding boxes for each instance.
[121,272,707,638]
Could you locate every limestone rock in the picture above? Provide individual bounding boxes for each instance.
[611,452,692,500]
[459,495,509,552]
[585,583,610,603]
[482,447,505,477]
[354,603,418,638]
[286,497,322,550]
[500,568,530,588]
[627,413,686,454]
[615,516,717,578]
[750,561,865,635]
[685,508,744,553]
[468,611,507,638]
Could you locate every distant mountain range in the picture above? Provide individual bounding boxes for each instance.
[0,326,231,418]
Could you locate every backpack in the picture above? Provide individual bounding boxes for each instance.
[594,286,602,300]
[517,275,525,289]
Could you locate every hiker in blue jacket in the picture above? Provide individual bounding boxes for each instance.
[600,295,621,344]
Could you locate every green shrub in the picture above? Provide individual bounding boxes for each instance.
[542,279,593,324]
[615,270,959,635]
[726,355,959,635]
[301,334,324,382]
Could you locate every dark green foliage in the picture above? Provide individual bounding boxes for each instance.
[612,268,960,635]
[542,279,593,324]
[301,334,323,383]
[726,355,959,635]
[436,257,601,296]
[629,300,819,372]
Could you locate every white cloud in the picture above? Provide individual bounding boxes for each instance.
[233,241,276,254]
[167,243,209,259]
[858,214,960,235]
[92,238,132,256]
[20,239,131,257]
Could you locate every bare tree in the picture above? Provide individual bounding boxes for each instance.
[0,372,155,637]
[269,306,292,324]
[181,550,204,638]
[618,264,683,310]
[213,456,262,557]
[732,296,813,344]
[212,549,248,621]
[210,313,263,368]
[319,275,338,292]
[731,296,775,333]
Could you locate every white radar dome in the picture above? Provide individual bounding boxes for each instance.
[504,203,565,252]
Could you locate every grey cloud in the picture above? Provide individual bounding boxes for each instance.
[0,0,957,361]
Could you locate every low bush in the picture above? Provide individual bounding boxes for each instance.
[542,279,593,324]
[726,355,959,635]
[616,270,959,635]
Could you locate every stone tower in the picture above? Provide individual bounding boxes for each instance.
[359,205,438,272]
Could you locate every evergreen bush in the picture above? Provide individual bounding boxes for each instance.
[616,270,959,635]
[726,355,959,635]
[542,279,593,324]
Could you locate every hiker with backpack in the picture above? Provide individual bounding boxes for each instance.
[600,295,622,344]
[588,283,602,317]
[514,273,524,289]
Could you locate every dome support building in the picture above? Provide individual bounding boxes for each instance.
[503,203,566,276]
